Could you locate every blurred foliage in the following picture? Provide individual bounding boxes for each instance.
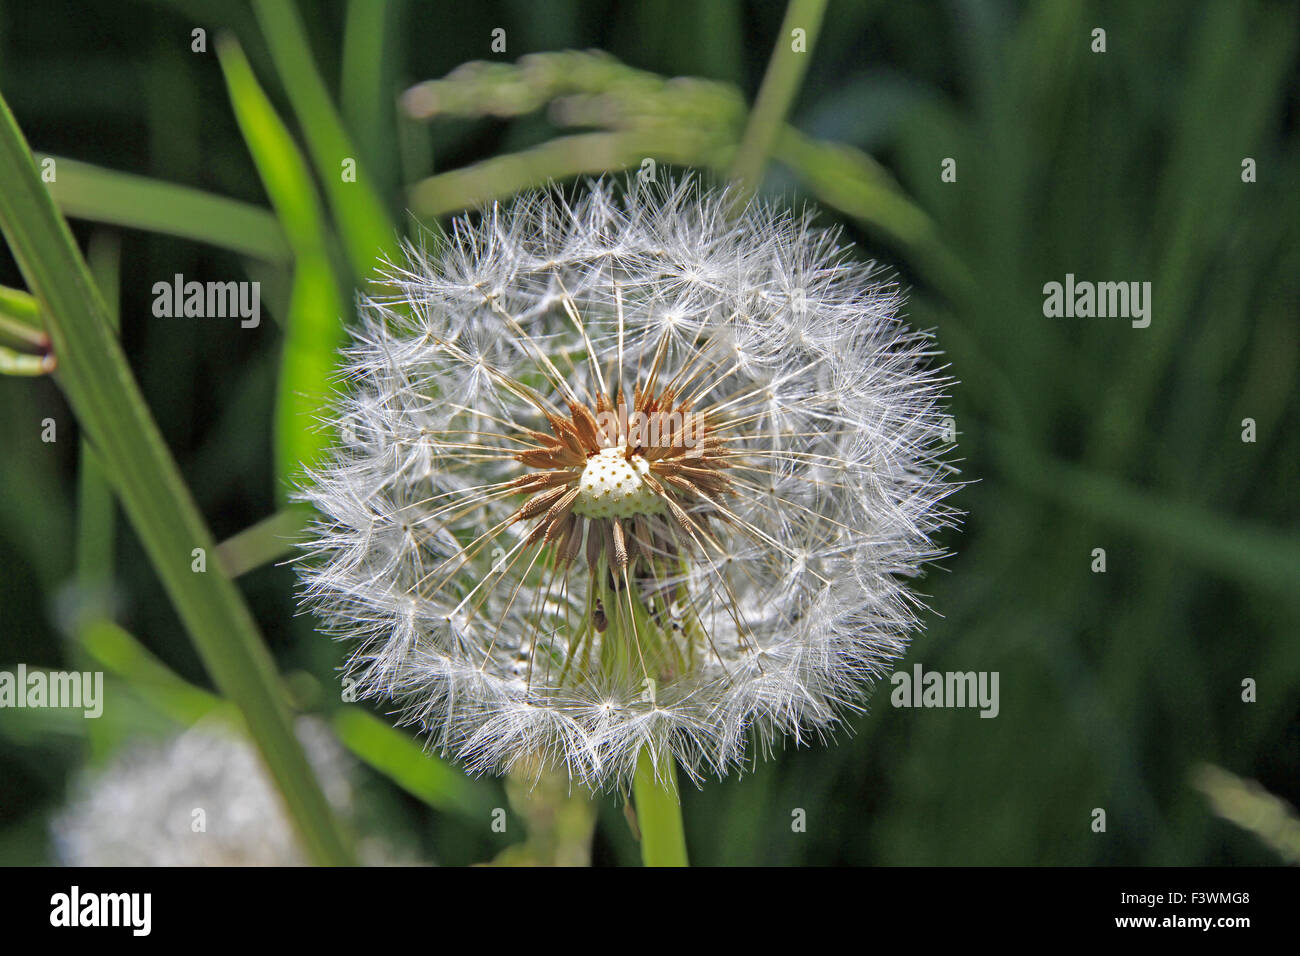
[0,0,1296,866]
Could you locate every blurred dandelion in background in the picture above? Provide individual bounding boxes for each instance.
[297,177,960,795]
[53,719,406,866]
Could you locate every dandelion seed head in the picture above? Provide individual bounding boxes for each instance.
[52,719,406,866]
[572,445,663,519]
[297,176,960,789]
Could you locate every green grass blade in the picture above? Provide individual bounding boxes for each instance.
[215,506,309,578]
[0,283,46,347]
[75,234,121,596]
[276,265,345,480]
[252,0,399,278]
[1192,763,1300,864]
[632,749,689,866]
[0,91,355,866]
[998,434,1300,602]
[39,154,290,262]
[216,35,347,482]
[331,707,489,820]
[341,0,400,196]
[775,128,975,304]
[728,0,829,199]
[0,346,53,375]
[0,282,54,372]
[79,620,226,726]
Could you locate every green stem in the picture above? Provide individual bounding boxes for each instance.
[633,748,689,867]
[727,0,829,202]
[599,562,690,867]
[215,506,309,578]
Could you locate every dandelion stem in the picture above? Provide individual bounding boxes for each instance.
[632,748,689,867]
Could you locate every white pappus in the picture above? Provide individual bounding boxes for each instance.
[52,718,405,866]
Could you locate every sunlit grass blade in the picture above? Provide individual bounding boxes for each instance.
[0,346,53,375]
[251,0,399,279]
[276,264,346,482]
[0,90,355,866]
[216,35,347,483]
[0,282,54,373]
[1192,763,1300,864]
[0,283,47,348]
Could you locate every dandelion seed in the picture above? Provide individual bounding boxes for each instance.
[298,177,959,790]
